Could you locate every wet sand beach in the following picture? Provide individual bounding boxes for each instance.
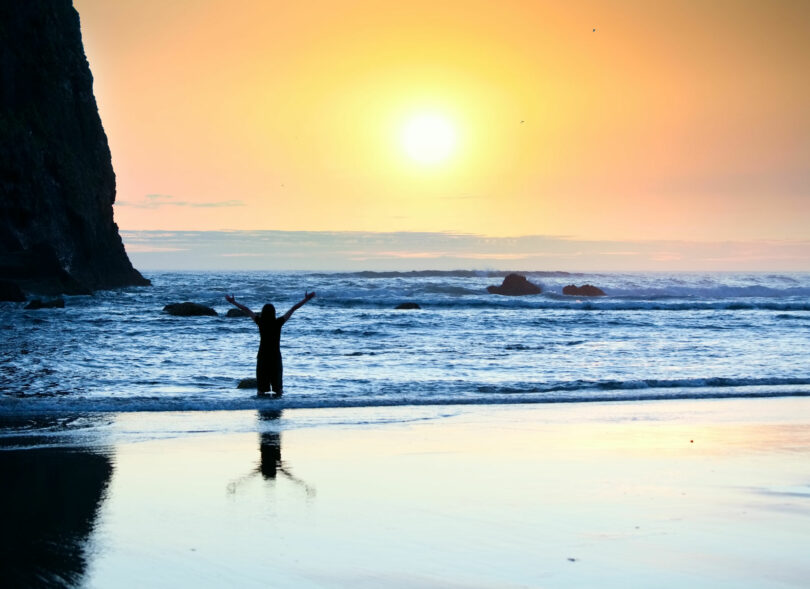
[3,397,810,588]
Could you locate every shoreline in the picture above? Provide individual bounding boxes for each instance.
[2,384,810,418]
[3,395,810,446]
[3,397,810,587]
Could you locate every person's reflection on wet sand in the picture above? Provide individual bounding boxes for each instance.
[0,417,113,587]
[258,409,283,479]
[227,410,315,496]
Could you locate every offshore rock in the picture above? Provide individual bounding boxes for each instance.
[395,302,421,310]
[237,378,258,389]
[0,1,149,295]
[562,284,606,297]
[487,274,542,296]
[226,308,251,318]
[25,298,65,310]
[163,302,218,317]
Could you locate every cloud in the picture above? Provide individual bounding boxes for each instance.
[115,194,244,209]
[373,251,444,259]
[367,251,537,261]
[124,244,187,253]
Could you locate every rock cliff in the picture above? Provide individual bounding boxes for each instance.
[0,0,149,295]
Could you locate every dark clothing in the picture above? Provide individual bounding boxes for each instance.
[256,353,282,394]
[256,315,287,394]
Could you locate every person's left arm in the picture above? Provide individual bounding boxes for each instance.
[282,291,316,322]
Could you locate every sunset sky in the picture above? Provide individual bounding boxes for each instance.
[73,0,809,269]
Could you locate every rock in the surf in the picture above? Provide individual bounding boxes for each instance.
[395,302,421,310]
[226,308,251,317]
[25,298,65,310]
[163,302,218,316]
[237,378,258,389]
[562,284,606,297]
[487,274,542,296]
[0,280,26,302]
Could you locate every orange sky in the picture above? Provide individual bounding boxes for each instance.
[74,0,809,241]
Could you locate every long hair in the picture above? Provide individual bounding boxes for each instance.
[260,303,276,324]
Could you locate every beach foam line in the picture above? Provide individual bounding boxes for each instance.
[2,383,810,416]
[322,297,810,311]
[476,376,810,394]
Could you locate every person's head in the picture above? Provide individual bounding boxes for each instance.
[261,303,276,319]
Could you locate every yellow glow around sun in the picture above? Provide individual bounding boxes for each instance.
[401,113,457,164]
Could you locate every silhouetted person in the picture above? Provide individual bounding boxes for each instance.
[226,291,315,397]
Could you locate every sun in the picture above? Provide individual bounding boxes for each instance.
[400,113,457,164]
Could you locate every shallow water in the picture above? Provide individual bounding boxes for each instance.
[1,270,809,414]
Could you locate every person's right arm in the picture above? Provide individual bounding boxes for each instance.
[225,294,258,322]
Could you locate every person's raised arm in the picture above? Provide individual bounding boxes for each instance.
[225,294,258,322]
[282,291,316,322]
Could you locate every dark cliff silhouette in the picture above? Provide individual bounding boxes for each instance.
[0,0,149,296]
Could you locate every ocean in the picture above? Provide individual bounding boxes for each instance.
[3,270,810,587]
[2,270,809,416]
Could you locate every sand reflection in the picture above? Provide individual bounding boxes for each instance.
[0,417,113,587]
[227,409,315,497]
